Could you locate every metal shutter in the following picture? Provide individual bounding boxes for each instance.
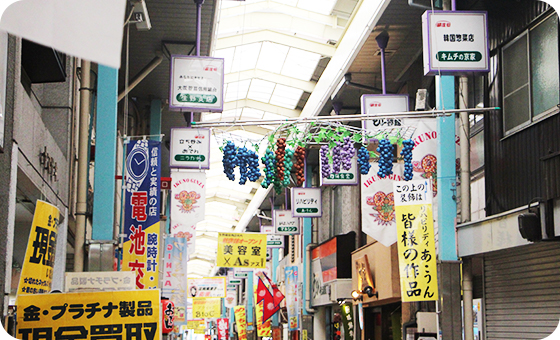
[484,242,560,339]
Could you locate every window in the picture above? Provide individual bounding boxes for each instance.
[502,13,559,135]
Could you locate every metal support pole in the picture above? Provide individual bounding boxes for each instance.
[463,259,474,340]
[459,76,471,222]
[375,31,389,95]
[75,60,92,272]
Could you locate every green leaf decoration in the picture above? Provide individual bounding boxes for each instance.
[352,133,362,143]
[327,153,333,164]
[328,141,336,149]
[388,136,399,144]
[268,134,275,145]
[343,131,352,138]
[314,136,322,144]
[326,130,335,139]
[219,146,224,152]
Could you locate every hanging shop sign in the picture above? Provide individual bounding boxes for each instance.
[162,299,175,334]
[354,255,375,296]
[394,179,438,302]
[360,94,408,133]
[187,319,206,334]
[17,290,160,340]
[227,270,242,285]
[291,188,322,217]
[320,156,358,186]
[340,303,355,340]
[422,11,489,75]
[170,223,196,256]
[234,306,247,340]
[217,318,229,340]
[162,237,188,324]
[169,128,211,169]
[217,233,267,269]
[361,163,404,246]
[273,210,300,235]
[192,298,221,319]
[123,139,161,290]
[65,271,135,292]
[267,234,284,248]
[285,266,300,331]
[187,277,226,298]
[224,285,238,308]
[170,170,206,226]
[17,200,60,296]
[233,268,251,278]
[169,55,224,112]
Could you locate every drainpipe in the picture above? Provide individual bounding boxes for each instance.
[305,243,317,314]
[74,60,91,272]
[459,75,474,340]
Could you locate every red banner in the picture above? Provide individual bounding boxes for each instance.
[217,318,229,340]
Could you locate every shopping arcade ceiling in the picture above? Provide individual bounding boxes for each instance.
[121,0,426,278]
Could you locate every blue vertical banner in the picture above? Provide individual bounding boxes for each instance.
[285,266,300,331]
[122,139,161,289]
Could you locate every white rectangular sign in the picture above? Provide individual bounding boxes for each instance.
[320,156,359,186]
[422,11,489,75]
[393,179,433,206]
[361,95,409,133]
[187,277,226,298]
[233,268,252,278]
[170,55,224,111]
[274,210,300,235]
[170,128,211,169]
[291,188,322,217]
[261,225,275,234]
[267,234,285,248]
[65,272,136,292]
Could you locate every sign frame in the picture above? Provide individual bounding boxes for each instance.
[169,128,211,169]
[273,210,300,235]
[360,94,409,134]
[320,155,359,186]
[291,187,322,217]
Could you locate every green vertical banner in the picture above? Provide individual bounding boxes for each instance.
[340,303,354,340]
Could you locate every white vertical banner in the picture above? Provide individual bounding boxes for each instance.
[360,163,403,246]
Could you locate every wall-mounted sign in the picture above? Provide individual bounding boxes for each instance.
[170,55,224,112]
[65,271,135,292]
[217,233,267,269]
[170,128,211,169]
[354,255,375,294]
[291,188,322,217]
[187,277,226,298]
[274,210,300,235]
[267,234,284,248]
[422,11,489,75]
[320,156,358,186]
[393,179,438,302]
[361,95,409,133]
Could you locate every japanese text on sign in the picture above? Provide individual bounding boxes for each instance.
[217,233,267,269]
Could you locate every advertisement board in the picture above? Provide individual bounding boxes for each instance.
[217,233,267,269]
[291,188,322,217]
[273,210,300,235]
[169,128,211,169]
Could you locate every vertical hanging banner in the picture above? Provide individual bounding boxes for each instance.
[162,299,175,334]
[340,303,355,340]
[393,179,438,302]
[285,266,299,331]
[162,236,188,331]
[217,318,229,340]
[234,305,247,340]
[18,200,60,296]
[123,139,161,289]
[360,163,403,246]
[224,285,238,308]
[216,233,267,269]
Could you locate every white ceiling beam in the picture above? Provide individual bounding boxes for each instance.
[225,69,316,93]
[206,196,249,210]
[224,99,301,117]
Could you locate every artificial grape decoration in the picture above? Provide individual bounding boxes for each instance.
[274,138,287,194]
[400,139,414,181]
[222,141,238,181]
[357,145,371,175]
[294,146,306,186]
[341,136,355,171]
[282,148,295,187]
[376,139,394,178]
[320,144,331,178]
[332,141,342,174]
[247,149,261,182]
[237,146,249,185]
[261,148,276,188]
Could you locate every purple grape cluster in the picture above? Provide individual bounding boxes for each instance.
[401,139,414,181]
[332,142,342,174]
[320,144,331,178]
[377,139,394,178]
[341,136,355,170]
[357,145,371,175]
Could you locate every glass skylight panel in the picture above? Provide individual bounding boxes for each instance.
[241,107,265,120]
[203,112,222,121]
[247,79,276,103]
[297,0,337,15]
[221,108,242,120]
[214,47,235,74]
[231,42,262,73]
[269,84,303,109]
[271,0,298,6]
[256,42,289,74]
[281,48,322,81]
[225,79,251,102]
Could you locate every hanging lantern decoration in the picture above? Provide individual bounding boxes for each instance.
[161,298,175,334]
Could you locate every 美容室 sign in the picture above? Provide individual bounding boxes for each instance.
[291,188,322,217]
[170,55,224,112]
[360,95,409,133]
[422,11,489,75]
[217,233,267,269]
[17,290,161,340]
[274,210,300,235]
[187,277,226,298]
[169,128,211,169]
